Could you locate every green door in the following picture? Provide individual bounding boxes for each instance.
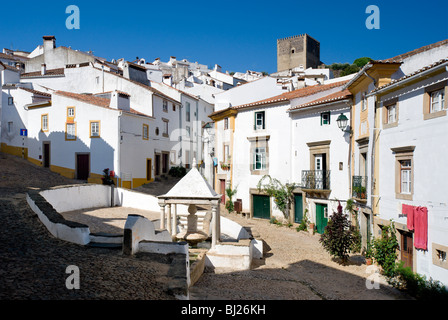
[294,194,303,223]
[253,195,270,219]
[316,203,328,234]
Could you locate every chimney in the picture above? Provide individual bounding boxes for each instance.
[169,56,176,65]
[41,64,47,75]
[42,36,56,52]
[214,64,222,72]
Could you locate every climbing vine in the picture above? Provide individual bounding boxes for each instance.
[257,175,298,220]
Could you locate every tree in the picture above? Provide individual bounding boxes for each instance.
[319,202,354,264]
[257,175,297,220]
[372,221,399,279]
[353,57,372,68]
[225,186,238,213]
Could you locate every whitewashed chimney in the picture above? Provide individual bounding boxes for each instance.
[41,64,47,75]
[42,36,56,53]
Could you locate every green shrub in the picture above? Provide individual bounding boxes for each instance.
[168,166,186,178]
[319,202,354,264]
[372,222,399,279]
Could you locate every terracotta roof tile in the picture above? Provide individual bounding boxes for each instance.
[21,68,65,78]
[54,90,110,108]
[289,89,352,111]
[232,80,349,110]
[18,87,52,97]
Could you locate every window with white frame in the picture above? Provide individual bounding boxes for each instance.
[253,147,266,170]
[321,112,330,125]
[224,117,229,130]
[67,107,75,117]
[400,160,412,194]
[66,123,76,140]
[41,114,48,132]
[90,121,100,137]
[143,124,149,140]
[163,120,169,136]
[361,92,367,111]
[254,111,265,130]
[430,89,445,113]
[387,104,397,123]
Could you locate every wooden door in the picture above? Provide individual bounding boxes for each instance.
[162,153,169,174]
[43,142,50,168]
[220,179,226,203]
[294,194,303,223]
[401,232,413,270]
[76,154,90,180]
[253,194,270,219]
[316,203,328,234]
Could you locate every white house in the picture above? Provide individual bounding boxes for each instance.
[371,57,448,285]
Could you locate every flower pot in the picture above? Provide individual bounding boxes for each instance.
[308,223,315,235]
[365,258,373,265]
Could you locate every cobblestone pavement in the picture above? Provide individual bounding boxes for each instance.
[0,152,175,300]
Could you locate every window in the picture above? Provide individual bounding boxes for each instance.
[163,119,169,137]
[90,121,100,138]
[95,76,100,84]
[67,107,75,117]
[430,89,445,113]
[321,112,330,125]
[254,111,265,130]
[163,100,168,112]
[186,102,191,122]
[66,123,76,140]
[41,114,49,132]
[253,147,266,170]
[224,144,230,163]
[400,160,412,194]
[8,97,13,105]
[186,126,191,138]
[392,146,414,200]
[361,92,367,111]
[142,124,149,140]
[224,117,229,130]
[387,104,397,123]
[8,121,13,133]
[172,103,176,112]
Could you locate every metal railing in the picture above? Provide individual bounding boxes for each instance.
[301,170,331,190]
[352,175,367,199]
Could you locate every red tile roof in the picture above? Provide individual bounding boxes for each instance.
[289,89,352,111]
[21,68,65,78]
[232,80,349,110]
[54,90,110,108]
[18,87,52,97]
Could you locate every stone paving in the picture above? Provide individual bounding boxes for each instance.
[0,152,175,300]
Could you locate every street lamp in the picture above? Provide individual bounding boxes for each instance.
[336,113,349,132]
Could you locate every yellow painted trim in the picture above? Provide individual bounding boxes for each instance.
[1,143,28,159]
[132,178,154,188]
[28,156,41,166]
[50,164,75,179]
[65,122,77,141]
[41,113,49,132]
[143,124,149,140]
[89,120,101,138]
[67,106,76,118]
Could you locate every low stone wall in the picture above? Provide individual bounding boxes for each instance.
[205,239,253,271]
[26,190,91,245]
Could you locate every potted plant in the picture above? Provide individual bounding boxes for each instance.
[308,222,315,235]
[364,241,374,265]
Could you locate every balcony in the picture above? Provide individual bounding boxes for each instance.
[301,170,331,195]
[352,175,367,201]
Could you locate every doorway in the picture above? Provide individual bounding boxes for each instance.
[400,231,413,271]
[155,153,161,176]
[76,153,90,180]
[294,193,303,223]
[253,194,270,219]
[316,203,328,234]
[219,179,226,203]
[43,142,50,168]
[146,158,152,181]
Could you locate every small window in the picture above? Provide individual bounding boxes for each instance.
[66,123,76,140]
[186,102,191,122]
[67,107,75,117]
[8,97,13,105]
[437,249,447,262]
[163,120,169,137]
[387,104,397,124]
[186,126,191,138]
[400,160,412,194]
[254,111,265,130]
[321,112,330,125]
[41,114,49,132]
[90,121,100,138]
[361,92,367,111]
[172,103,176,112]
[253,147,266,170]
[430,89,445,113]
[143,124,149,140]
[224,117,229,130]
[8,121,13,133]
[95,76,100,84]
[163,100,168,112]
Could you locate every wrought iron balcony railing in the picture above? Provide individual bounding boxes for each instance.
[352,175,367,200]
[301,170,331,190]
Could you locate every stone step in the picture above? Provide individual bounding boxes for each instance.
[87,242,122,249]
[89,232,123,244]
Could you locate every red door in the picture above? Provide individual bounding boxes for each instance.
[220,179,226,203]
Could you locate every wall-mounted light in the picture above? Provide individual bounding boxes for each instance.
[336,113,349,132]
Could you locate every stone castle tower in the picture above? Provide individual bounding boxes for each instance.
[277,34,321,72]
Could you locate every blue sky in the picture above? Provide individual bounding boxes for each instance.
[1,0,447,74]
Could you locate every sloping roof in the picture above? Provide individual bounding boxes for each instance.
[370,57,448,94]
[18,87,52,97]
[232,80,349,111]
[54,90,110,108]
[159,163,219,199]
[289,89,352,111]
[21,68,65,78]
[380,39,448,63]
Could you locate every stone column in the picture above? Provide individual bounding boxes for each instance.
[211,205,218,249]
[166,204,172,235]
[172,204,177,236]
[160,203,166,229]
